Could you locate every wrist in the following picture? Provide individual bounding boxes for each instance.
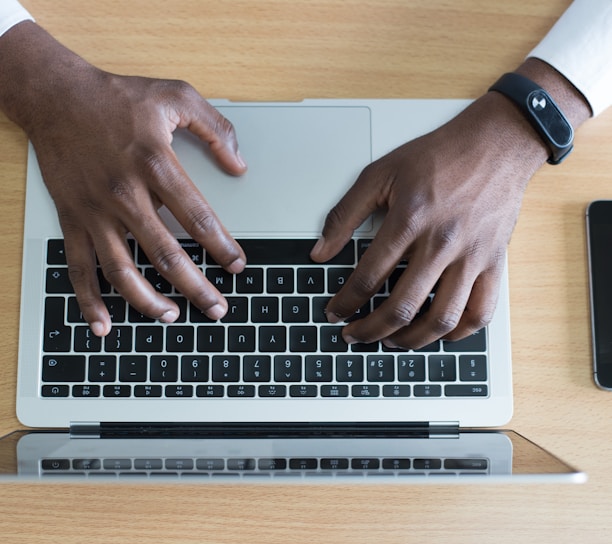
[0,21,99,136]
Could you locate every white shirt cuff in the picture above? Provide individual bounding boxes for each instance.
[0,0,34,38]
[529,0,612,117]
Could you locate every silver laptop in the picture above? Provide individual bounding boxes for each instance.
[8,99,584,483]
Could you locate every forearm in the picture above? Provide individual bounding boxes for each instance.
[0,21,100,136]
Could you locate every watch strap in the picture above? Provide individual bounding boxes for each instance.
[489,72,574,165]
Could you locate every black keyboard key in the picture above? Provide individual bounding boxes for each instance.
[228,326,256,352]
[74,326,102,352]
[297,268,324,293]
[224,239,354,266]
[367,355,395,382]
[151,356,179,382]
[144,268,172,294]
[445,384,488,397]
[197,326,225,352]
[444,458,488,470]
[321,458,350,470]
[290,385,318,397]
[41,385,70,397]
[267,268,294,294]
[327,268,354,294]
[104,326,132,352]
[166,326,194,352]
[428,355,456,382]
[251,297,279,323]
[43,298,71,352]
[289,458,318,470]
[289,326,317,352]
[398,355,426,382]
[258,326,287,352]
[383,385,411,397]
[336,355,364,382]
[312,296,331,323]
[413,458,442,470]
[351,384,380,397]
[305,355,333,382]
[414,340,440,353]
[102,297,126,322]
[135,326,164,352]
[258,458,287,470]
[282,297,310,323]
[72,384,101,398]
[352,458,380,470]
[103,385,132,397]
[222,297,249,323]
[196,385,224,397]
[67,297,86,323]
[382,458,411,470]
[274,356,302,382]
[320,326,348,352]
[444,328,487,352]
[258,384,287,397]
[42,355,85,382]
[178,239,204,265]
[128,306,155,323]
[165,385,193,397]
[459,355,487,382]
[212,356,240,382]
[413,385,442,397]
[228,385,256,397]
[45,268,73,293]
[47,239,67,265]
[321,385,349,397]
[88,356,117,382]
[243,356,271,382]
[181,356,209,382]
[350,341,379,353]
[134,385,163,397]
[119,356,148,382]
[236,268,264,293]
[205,267,233,294]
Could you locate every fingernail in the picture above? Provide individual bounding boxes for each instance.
[160,309,180,323]
[311,237,326,257]
[326,311,342,324]
[227,257,246,274]
[206,303,227,321]
[236,150,247,169]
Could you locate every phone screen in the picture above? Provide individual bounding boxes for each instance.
[587,200,612,389]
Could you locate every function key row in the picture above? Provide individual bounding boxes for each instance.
[42,383,488,399]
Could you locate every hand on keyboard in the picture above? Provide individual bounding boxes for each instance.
[0,23,247,337]
[311,91,547,349]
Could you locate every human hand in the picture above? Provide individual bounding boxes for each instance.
[311,91,550,349]
[0,23,247,337]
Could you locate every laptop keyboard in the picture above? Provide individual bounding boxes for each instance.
[41,238,489,400]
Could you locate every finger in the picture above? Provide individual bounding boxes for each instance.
[171,84,247,176]
[60,220,111,337]
[340,248,444,345]
[323,204,420,324]
[142,149,246,274]
[384,262,476,350]
[443,258,504,342]
[91,224,183,323]
[310,161,388,263]
[123,202,230,321]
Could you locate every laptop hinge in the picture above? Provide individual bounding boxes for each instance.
[70,422,101,439]
[70,422,460,439]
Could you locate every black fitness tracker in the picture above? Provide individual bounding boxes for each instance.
[489,72,574,165]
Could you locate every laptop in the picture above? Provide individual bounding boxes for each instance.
[5,98,585,483]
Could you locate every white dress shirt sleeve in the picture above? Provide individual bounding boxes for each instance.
[0,0,34,37]
[529,0,612,117]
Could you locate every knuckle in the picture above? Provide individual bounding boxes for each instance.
[432,220,460,252]
[67,263,92,290]
[384,299,420,329]
[348,271,382,300]
[149,244,186,276]
[101,260,137,289]
[429,307,463,336]
[185,206,220,238]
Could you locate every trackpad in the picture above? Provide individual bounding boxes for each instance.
[170,105,372,236]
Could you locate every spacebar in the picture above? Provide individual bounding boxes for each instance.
[208,239,355,265]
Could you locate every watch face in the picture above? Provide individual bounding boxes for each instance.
[527,89,574,150]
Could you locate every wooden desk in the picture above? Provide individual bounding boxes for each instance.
[2,1,611,542]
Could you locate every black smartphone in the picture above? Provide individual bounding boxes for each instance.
[586,200,612,390]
